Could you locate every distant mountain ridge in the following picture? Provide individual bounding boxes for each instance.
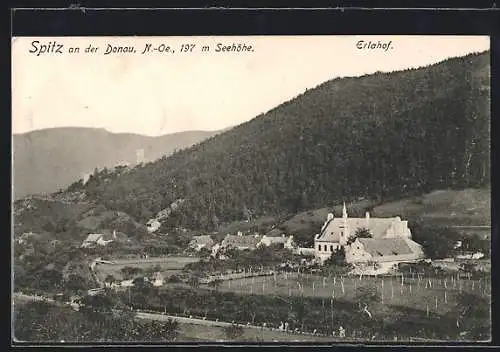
[13,127,223,199]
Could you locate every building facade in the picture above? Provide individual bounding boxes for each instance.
[314,202,418,264]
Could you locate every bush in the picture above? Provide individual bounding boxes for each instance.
[411,224,460,259]
[224,324,244,340]
[167,275,181,283]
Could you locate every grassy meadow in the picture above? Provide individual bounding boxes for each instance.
[94,256,199,281]
[207,272,491,315]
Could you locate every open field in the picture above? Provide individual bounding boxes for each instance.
[206,272,491,315]
[372,188,491,227]
[179,322,335,342]
[94,256,199,281]
[279,189,490,238]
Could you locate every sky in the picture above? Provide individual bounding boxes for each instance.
[12,35,490,136]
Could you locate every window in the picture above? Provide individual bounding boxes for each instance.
[330,245,334,251]
[318,245,321,251]
[324,245,327,251]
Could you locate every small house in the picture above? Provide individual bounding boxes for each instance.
[120,279,135,287]
[81,232,115,248]
[258,234,295,250]
[189,235,215,251]
[146,219,161,233]
[221,233,261,251]
[151,272,165,287]
[294,247,316,256]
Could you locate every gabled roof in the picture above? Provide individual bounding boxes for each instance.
[152,271,164,280]
[264,235,291,244]
[357,238,415,257]
[84,233,103,242]
[190,235,215,246]
[222,234,260,249]
[84,230,118,242]
[266,228,284,237]
[317,217,401,242]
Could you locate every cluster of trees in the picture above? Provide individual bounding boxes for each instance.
[184,244,304,277]
[120,266,144,280]
[14,241,95,295]
[411,223,490,259]
[14,301,180,342]
[62,52,489,232]
[224,324,244,340]
[346,227,373,245]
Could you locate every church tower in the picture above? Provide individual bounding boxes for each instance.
[339,202,348,246]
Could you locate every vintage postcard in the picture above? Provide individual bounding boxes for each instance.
[12,35,491,343]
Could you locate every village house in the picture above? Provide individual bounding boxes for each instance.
[87,288,105,296]
[456,252,485,260]
[294,247,316,256]
[103,277,121,289]
[120,279,135,287]
[150,272,165,287]
[210,243,227,259]
[189,235,215,251]
[266,228,284,237]
[314,202,423,264]
[15,231,39,245]
[81,230,117,248]
[220,232,261,251]
[345,237,425,264]
[146,219,161,233]
[258,234,296,250]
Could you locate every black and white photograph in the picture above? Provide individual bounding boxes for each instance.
[12,35,491,343]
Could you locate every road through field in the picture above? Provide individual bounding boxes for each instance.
[93,256,200,282]
[107,256,199,266]
[135,311,335,342]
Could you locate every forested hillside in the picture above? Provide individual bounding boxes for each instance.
[70,51,490,231]
[13,127,222,199]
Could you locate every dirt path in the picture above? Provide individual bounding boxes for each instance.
[13,292,333,342]
[108,256,198,266]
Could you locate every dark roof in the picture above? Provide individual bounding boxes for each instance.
[222,234,260,249]
[266,228,284,237]
[358,238,413,257]
[189,235,215,246]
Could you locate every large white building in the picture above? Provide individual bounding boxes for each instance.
[314,203,424,264]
